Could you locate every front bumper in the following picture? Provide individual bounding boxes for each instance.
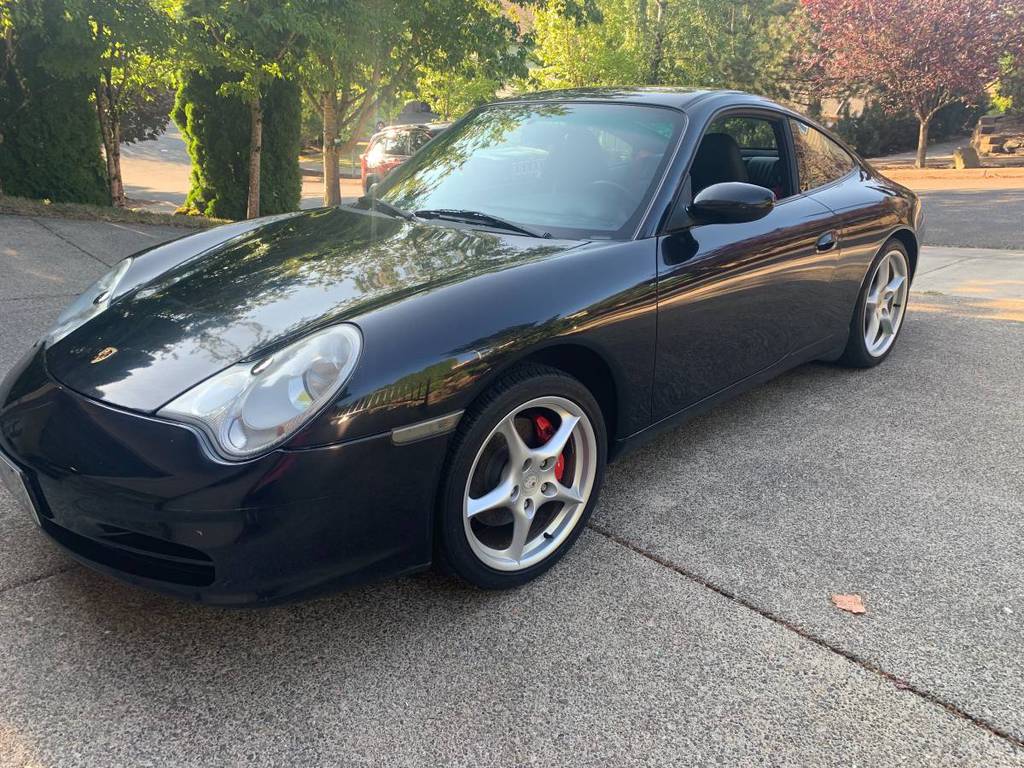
[0,347,448,605]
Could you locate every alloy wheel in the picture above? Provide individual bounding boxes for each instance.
[863,248,909,357]
[463,396,597,572]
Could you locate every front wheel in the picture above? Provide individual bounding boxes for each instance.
[837,240,911,367]
[437,365,606,589]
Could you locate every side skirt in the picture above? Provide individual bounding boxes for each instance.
[610,335,842,462]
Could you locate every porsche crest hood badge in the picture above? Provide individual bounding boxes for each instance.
[90,346,118,364]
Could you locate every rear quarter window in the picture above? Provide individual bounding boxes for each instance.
[790,119,856,192]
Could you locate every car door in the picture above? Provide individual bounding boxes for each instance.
[653,111,840,419]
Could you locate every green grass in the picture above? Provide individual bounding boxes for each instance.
[0,194,229,229]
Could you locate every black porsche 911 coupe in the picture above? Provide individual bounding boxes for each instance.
[0,88,922,605]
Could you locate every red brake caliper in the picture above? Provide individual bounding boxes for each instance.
[532,414,565,482]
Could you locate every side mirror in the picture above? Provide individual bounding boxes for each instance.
[367,181,380,198]
[688,182,775,224]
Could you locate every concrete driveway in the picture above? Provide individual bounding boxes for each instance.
[1,215,1023,766]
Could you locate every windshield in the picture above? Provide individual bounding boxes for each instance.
[375,102,685,240]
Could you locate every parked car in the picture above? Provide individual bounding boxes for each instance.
[0,89,922,605]
[360,123,450,193]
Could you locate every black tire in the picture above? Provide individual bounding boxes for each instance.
[837,239,911,368]
[436,364,607,589]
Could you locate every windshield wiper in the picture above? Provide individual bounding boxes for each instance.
[355,195,414,221]
[414,208,550,239]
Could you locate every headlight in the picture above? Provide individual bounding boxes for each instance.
[45,258,133,346]
[158,324,362,460]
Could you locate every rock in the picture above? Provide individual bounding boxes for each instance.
[1004,137,1024,154]
[952,146,981,169]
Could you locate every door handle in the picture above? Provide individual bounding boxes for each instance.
[816,232,838,252]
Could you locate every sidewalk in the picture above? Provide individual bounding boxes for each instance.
[915,246,1024,300]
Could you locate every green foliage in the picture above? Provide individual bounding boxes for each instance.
[171,0,313,215]
[993,54,1024,115]
[416,66,505,121]
[530,0,648,88]
[303,0,528,134]
[831,99,985,157]
[173,0,313,101]
[82,0,175,135]
[671,0,803,98]
[173,70,300,219]
[528,0,803,98]
[259,77,303,214]
[0,0,108,204]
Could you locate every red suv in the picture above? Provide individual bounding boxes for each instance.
[360,123,450,193]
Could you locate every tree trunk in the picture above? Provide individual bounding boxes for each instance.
[322,90,341,206]
[336,80,383,158]
[95,78,125,207]
[915,114,931,169]
[647,0,669,85]
[246,96,263,219]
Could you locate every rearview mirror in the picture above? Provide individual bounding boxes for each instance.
[688,182,775,224]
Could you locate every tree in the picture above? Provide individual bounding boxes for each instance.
[302,0,529,206]
[0,0,108,203]
[802,0,1024,167]
[172,69,301,219]
[173,0,313,217]
[416,61,505,121]
[530,0,648,89]
[993,54,1024,114]
[79,0,173,207]
[674,0,803,98]
[529,0,802,97]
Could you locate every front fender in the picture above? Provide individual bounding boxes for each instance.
[288,239,659,448]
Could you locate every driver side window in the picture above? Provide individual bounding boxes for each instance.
[689,115,793,200]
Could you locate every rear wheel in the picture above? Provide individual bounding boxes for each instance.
[838,240,911,367]
[437,365,606,589]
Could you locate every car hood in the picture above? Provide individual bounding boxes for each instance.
[46,207,577,412]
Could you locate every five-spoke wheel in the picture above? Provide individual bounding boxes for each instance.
[863,247,909,358]
[464,396,597,572]
[839,239,912,367]
[438,365,606,588]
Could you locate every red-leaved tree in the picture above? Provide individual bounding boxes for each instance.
[802,0,1024,166]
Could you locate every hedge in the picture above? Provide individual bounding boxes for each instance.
[0,0,108,205]
[173,70,301,219]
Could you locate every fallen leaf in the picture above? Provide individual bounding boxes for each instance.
[831,593,866,614]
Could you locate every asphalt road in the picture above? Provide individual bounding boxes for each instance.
[919,189,1024,250]
[120,130,362,213]
[1,216,1023,766]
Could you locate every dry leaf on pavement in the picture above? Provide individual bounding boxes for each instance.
[831,593,867,614]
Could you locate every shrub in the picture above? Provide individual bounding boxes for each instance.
[831,99,985,157]
[173,70,301,219]
[0,0,108,205]
[993,55,1024,115]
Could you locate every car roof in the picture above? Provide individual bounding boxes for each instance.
[495,88,729,109]
[491,87,776,112]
